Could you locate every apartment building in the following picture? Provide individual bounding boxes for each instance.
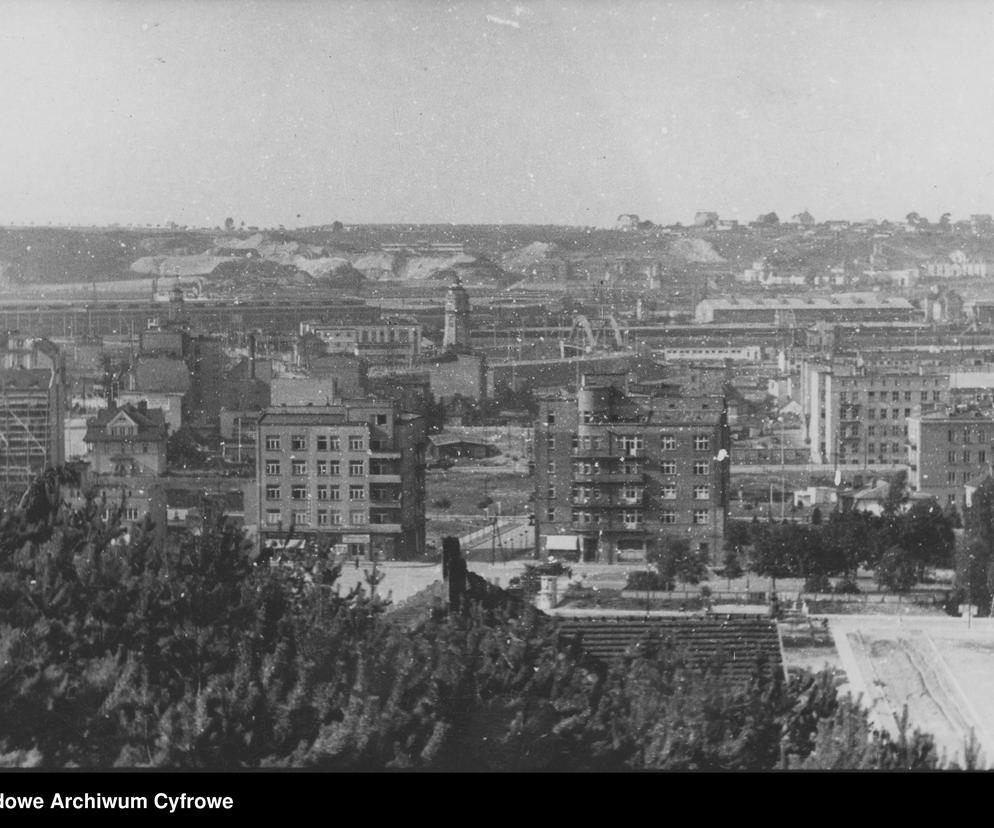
[907,410,994,509]
[255,401,427,559]
[801,356,949,465]
[0,335,66,501]
[299,321,422,368]
[534,375,730,564]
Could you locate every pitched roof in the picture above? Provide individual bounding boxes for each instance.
[84,403,168,443]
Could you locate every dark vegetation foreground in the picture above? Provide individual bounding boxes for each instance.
[0,468,979,769]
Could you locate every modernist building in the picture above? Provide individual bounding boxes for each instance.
[695,294,916,325]
[907,409,994,509]
[0,335,66,501]
[255,401,427,559]
[800,355,949,466]
[534,374,730,564]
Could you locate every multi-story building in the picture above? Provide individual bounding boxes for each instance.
[255,401,427,559]
[0,335,66,501]
[907,410,994,509]
[81,401,169,533]
[534,375,730,564]
[299,320,423,368]
[695,295,916,325]
[801,355,949,466]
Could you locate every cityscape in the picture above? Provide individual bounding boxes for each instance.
[1,0,994,781]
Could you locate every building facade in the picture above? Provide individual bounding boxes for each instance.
[801,356,949,466]
[255,402,427,559]
[0,335,66,501]
[907,410,994,509]
[534,376,730,564]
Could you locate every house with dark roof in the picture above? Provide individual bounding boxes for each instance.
[84,402,168,477]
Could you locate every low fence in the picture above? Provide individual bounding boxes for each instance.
[619,589,949,605]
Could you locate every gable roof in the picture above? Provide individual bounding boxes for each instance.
[84,403,168,443]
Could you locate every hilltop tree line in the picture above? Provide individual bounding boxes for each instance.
[0,467,976,769]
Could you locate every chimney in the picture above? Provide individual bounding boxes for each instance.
[442,536,466,612]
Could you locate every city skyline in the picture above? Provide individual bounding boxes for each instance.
[2,0,994,228]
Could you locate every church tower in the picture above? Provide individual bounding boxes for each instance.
[443,274,470,351]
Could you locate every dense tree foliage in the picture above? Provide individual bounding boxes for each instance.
[0,469,969,769]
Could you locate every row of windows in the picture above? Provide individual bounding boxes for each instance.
[570,484,711,500]
[571,460,712,476]
[947,450,987,464]
[947,471,976,484]
[265,509,366,527]
[867,408,913,420]
[947,429,989,443]
[571,509,710,525]
[566,433,712,451]
[866,443,905,454]
[265,460,366,476]
[266,484,368,501]
[264,434,366,452]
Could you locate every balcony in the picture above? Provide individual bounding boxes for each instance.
[368,473,402,484]
[367,522,403,533]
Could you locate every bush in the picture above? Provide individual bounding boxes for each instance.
[516,561,573,595]
[804,573,832,593]
[833,579,861,595]
[431,498,452,510]
[624,570,673,592]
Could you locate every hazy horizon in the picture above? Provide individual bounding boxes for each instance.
[2,0,994,229]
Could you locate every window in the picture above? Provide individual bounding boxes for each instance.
[661,434,676,450]
[661,485,677,500]
[317,510,329,526]
[868,391,876,401]
[933,391,941,401]
[963,471,972,484]
[292,460,307,476]
[623,436,644,456]
[892,409,900,420]
[328,436,340,451]
[879,409,887,419]
[265,435,281,451]
[868,409,876,420]
[963,451,971,463]
[547,508,555,521]
[981,450,987,465]
[317,436,328,451]
[292,511,308,526]
[265,485,280,500]
[265,510,281,526]
[265,460,280,476]
[546,461,555,475]
[694,435,710,451]
[867,426,876,437]
[868,443,876,455]
[693,509,710,525]
[660,510,677,524]
[570,434,579,450]
[948,451,957,464]
[328,461,340,476]
[291,485,307,500]
[317,459,328,475]
[317,484,329,501]
[546,413,556,426]
[349,436,364,451]
[904,408,911,418]
[124,507,140,521]
[547,486,555,500]
[622,510,642,528]
[329,510,342,525]
[623,485,640,501]
[349,460,365,476]
[291,435,307,451]
[328,485,341,501]
[375,414,388,426]
[693,484,710,500]
[660,461,676,475]
[349,485,366,501]
[963,429,972,444]
[892,443,901,453]
[350,511,365,526]
[693,460,709,475]
[892,391,899,402]
[905,391,912,401]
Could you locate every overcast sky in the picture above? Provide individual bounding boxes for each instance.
[2,0,993,228]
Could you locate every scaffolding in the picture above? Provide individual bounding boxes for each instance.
[0,379,53,502]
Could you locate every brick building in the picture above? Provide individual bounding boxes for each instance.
[534,374,730,564]
[255,401,427,559]
[907,409,994,509]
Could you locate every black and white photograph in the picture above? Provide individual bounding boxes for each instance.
[1,0,993,785]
